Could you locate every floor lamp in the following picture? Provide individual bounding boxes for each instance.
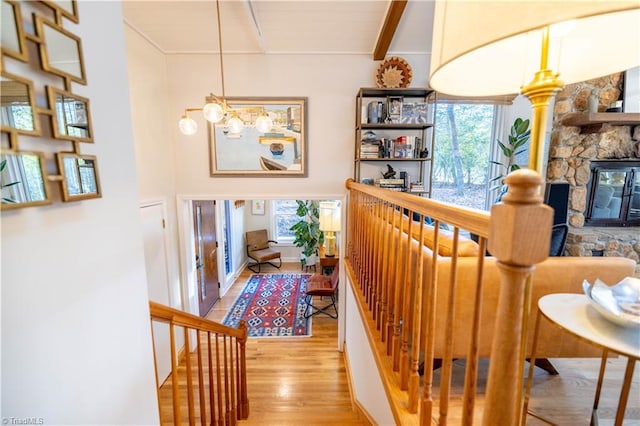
[429,2,639,424]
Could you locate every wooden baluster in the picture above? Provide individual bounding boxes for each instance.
[393,210,411,371]
[365,194,374,311]
[207,332,217,426]
[223,335,230,425]
[379,201,391,343]
[150,320,163,423]
[237,321,249,419]
[229,335,236,425]
[462,236,487,425]
[386,204,399,355]
[169,322,181,425]
[438,227,460,425]
[399,211,415,386]
[420,219,440,424]
[408,215,425,412]
[215,334,224,426]
[374,199,384,330]
[184,328,196,426]
[482,170,552,426]
[196,330,207,426]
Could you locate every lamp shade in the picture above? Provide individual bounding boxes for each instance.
[319,201,341,232]
[430,1,640,96]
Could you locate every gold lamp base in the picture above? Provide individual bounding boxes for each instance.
[324,232,336,257]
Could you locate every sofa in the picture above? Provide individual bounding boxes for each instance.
[393,216,636,359]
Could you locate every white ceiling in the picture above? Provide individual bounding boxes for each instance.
[121,0,435,57]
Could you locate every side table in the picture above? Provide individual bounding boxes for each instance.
[319,245,339,274]
[523,293,640,425]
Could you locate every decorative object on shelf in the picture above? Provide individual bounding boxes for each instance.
[178,0,272,136]
[583,277,640,327]
[387,96,403,123]
[376,56,413,88]
[367,100,386,124]
[319,201,340,258]
[588,91,599,113]
[429,1,640,174]
[382,164,396,179]
[401,102,429,124]
[209,97,307,176]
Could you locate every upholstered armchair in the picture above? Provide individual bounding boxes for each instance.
[246,229,282,273]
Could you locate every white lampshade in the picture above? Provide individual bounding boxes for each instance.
[319,201,341,232]
[178,116,198,135]
[202,102,225,123]
[255,115,273,133]
[430,2,640,97]
[227,116,243,134]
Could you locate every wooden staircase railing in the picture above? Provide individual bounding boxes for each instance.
[345,170,553,425]
[149,301,249,425]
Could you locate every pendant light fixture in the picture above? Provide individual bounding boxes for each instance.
[178,0,273,136]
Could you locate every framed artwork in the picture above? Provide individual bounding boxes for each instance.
[251,200,265,215]
[387,96,403,123]
[209,97,307,176]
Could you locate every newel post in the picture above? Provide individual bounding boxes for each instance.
[482,170,553,425]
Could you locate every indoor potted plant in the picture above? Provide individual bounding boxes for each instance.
[289,200,323,267]
[490,117,530,202]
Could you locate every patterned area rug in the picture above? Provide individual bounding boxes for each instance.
[222,273,311,337]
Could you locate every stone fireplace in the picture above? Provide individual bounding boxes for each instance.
[547,73,640,276]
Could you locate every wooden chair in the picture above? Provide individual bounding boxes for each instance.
[246,229,282,273]
[304,264,339,319]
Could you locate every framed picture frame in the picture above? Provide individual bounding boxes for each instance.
[251,200,265,215]
[209,97,307,176]
[387,96,403,123]
[401,102,429,124]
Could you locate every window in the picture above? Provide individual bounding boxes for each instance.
[431,103,501,211]
[271,199,299,243]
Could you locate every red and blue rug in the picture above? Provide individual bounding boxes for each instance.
[222,273,312,337]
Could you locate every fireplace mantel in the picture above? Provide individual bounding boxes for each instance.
[560,112,640,134]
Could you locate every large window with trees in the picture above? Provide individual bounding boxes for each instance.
[431,103,501,211]
[271,199,299,243]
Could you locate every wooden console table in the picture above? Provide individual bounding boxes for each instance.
[319,246,339,273]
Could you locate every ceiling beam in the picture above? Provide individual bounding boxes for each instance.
[373,0,408,60]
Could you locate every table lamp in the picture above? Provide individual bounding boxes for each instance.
[319,201,340,257]
[429,1,640,173]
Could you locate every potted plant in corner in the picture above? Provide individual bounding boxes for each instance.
[490,117,530,202]
[290,200,323,268]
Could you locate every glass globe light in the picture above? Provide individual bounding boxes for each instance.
[202,102,224,123]
[178,116,198,135]
[255,115,273,133]
[227,116,244,134]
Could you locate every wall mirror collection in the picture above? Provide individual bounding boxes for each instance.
[1,0,101,211]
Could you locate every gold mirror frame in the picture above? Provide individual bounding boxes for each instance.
[57,152,101,201]
[35,16,86,84]
[47,86,93,142]
[1,0,29,62]
[0,71,41,136]
[39,0,79,24]
[1,150,52,210]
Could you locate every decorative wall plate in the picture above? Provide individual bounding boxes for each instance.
[376,56,413,88]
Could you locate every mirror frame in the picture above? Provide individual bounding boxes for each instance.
[47,86,93,142]
[1,0,29,62]
[0,149,52,210]
[35,16,86,84]
[0,71,41,136]
[40,0,79,24]
[56,152,101,201]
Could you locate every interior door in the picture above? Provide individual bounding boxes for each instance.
[193,200,219,316]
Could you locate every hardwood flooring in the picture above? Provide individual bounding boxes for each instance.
[173,261,639,425]
[206,262,365,425]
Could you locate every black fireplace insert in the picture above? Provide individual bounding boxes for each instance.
[585,160,640,227]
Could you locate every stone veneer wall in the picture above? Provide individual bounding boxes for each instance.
[547,73,640,276]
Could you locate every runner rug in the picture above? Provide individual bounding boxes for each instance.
[222,273,312,337]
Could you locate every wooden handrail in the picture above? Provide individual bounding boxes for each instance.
[345,170,552,425]
[149,301,247,342]
[149,301,249,425]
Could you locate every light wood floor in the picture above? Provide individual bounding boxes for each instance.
[201,262,639,425]
[206,262,365,425]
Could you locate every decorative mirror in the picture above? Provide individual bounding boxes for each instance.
[36,16,86,84]
[1,0,28,61]
[1,150,51,210]
[0,72,40,135]
[40,0,79,23]
[57,153,101,201]
[47,86,92,142]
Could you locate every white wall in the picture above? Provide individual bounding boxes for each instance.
[345,280,396,425]
[1,2,158,424]
[124,25,183,310]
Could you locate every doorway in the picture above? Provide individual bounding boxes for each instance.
[193,200,220,316]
